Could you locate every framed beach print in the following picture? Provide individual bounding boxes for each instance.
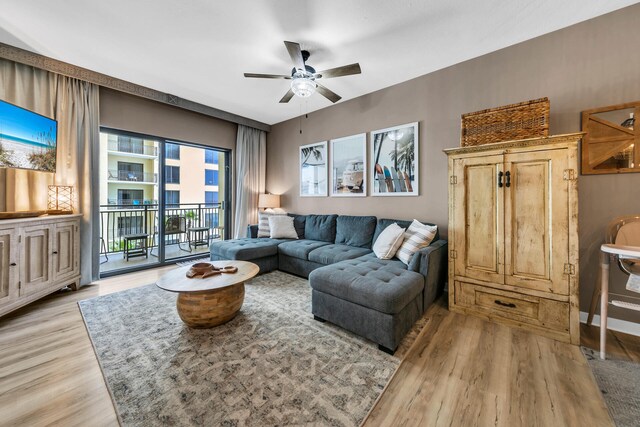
[330,133,367,197]
[370,122,419,196]
[300,141,328,197]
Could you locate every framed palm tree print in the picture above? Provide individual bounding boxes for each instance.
[300,141,328,197]
[370,122,419,196]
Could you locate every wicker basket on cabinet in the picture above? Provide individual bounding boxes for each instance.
[461,98,550,146]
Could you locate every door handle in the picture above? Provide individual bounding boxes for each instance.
[498,171,503,188]
[505,171,511,188]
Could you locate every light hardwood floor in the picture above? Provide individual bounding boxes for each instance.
[0,266,636,426]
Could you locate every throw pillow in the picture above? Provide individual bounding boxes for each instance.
[396,220,438,265]
[257,212,275,237]
[269,215,298,239]
[372,223,406,259]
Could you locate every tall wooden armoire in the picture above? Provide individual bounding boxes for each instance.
[445,133,581,344]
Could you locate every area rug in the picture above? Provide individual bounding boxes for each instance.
[79,271,426,426]
[582,347,640,427]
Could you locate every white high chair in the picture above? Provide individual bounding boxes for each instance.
[587,215,640,359]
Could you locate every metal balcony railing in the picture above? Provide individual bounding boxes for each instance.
[99,202,223,255]
[108,140,158,156]
[108,170,158,183]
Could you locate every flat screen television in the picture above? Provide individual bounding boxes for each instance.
[0,99,57,172]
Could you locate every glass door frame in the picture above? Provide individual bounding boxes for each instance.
[99,126,232,278]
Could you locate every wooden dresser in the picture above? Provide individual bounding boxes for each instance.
[444,133,580,344]
[0,214,81,317]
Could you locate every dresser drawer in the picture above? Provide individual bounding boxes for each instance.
[453,281,569,332]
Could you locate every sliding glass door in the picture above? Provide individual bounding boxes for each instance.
[161,141,227,262]
[98,129,230,275]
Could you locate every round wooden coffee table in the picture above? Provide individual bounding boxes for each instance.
[156,260,259,328]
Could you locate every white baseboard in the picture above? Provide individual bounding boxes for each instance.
[580,311,640,337]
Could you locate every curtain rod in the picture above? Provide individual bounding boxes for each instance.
[0,42,271,133]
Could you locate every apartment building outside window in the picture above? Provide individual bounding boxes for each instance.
[205,169,218,186]
[165,165,180,184]
[166,143,180,160]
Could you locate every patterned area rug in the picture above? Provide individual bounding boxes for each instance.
[582,347,640,427]
[79,271,427,426]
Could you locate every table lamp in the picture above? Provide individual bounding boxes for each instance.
[258,194,280,212]
[48,185,74,214]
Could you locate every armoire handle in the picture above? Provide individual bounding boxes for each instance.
[494,299,516,308]
[497,171,503,188]
[505,171,511,187]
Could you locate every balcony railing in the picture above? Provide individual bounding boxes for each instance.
[108,140,158,156]
[108,170,158,183]
[99,203,223,255]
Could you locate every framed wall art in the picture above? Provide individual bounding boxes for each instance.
[299,141,328,197]
[370,122,419,196]
[329,133,366,197]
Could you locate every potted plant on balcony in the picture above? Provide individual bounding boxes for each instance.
[185,210,198,228]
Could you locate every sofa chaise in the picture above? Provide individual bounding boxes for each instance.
[209,214,447,354]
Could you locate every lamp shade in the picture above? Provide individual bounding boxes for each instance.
[258,194,280,209]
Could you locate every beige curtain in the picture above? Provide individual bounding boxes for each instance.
[0,59,100,284]
[233,125,266,238]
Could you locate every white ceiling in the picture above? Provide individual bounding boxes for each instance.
[0,1,637,125]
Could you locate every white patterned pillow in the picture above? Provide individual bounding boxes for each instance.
[396,220,437,265]
[373,223,406,259]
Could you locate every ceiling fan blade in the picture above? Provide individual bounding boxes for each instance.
[284,41,305,70]
[316,83,342,103]
[244,73,291,79]
[279,89,295,103]
[316,63,361,79]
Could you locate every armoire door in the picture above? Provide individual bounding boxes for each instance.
[0,228,19,306]
[20,225,53,296]
[453,155,505,284]
[504,149,570,294]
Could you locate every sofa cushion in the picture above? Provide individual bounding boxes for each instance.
[278,239,331,260]
[304,214,338,242]
[373,218,439,246]
[309,253,424,314]
[308,244,372,265]
[335,215,377,248]
[287,213,306,239]
[209,238,284,261]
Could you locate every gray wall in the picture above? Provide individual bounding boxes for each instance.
[100,88,237,150]
[266,5,640,322]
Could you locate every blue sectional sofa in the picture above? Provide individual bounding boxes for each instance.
[209,214,447,354]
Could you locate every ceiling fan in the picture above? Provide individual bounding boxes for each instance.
[244,41,361,104]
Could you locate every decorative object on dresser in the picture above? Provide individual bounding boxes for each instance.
[0,214,81,317]
[370,122,419,196]
[461,98,550,147]
[330,133,367,196]
[444,133,581,344]
[47,185,74,214]
[299,141,328,197]
[581,101,639,174]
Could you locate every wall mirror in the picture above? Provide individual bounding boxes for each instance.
[581,102,639,174]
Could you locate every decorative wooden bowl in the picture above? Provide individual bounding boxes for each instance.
[186,262,238,279]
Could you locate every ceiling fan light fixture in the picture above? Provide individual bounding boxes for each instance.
[291,77,317,98]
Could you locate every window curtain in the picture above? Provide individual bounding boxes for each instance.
[233,125,266,238]
[0,59,100,284]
